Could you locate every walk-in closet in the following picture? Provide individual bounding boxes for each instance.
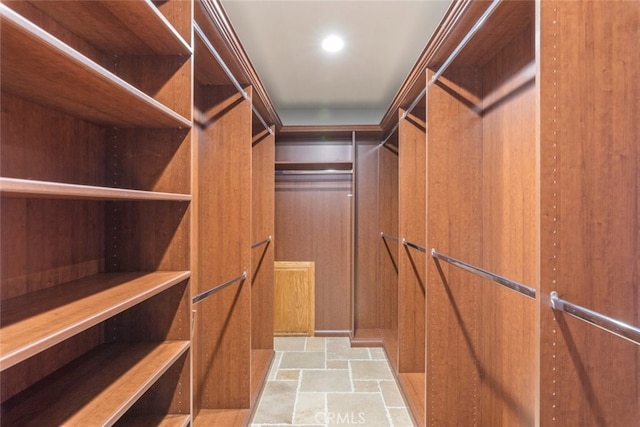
[1,0,638,426]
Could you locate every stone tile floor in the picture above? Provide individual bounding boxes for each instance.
[249,337,415,427]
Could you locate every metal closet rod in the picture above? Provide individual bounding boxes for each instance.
[403,238,427,253]
[380,0,501,144]
[251,235,272,249]
[193,21,273,136]
[192,271,247,304]
[275,170,353,175]
[380,232,400,242]
[380,123,399,146]
[431,249,536,299]
[550,292,640,346]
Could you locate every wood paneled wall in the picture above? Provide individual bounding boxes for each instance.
[275,175,353,334]
[539,1,640,425]
[274,133,353,335]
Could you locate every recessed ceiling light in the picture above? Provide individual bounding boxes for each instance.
[322,35,344,53]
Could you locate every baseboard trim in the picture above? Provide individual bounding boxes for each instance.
[314,330,352,337]
[350,328,383,347]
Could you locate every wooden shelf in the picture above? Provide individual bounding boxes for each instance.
[1,271,190,371]
[1,341,190,426]
[0,5,191,128]
[28,0,191,56]
[437,0,534,69]
[0,178,191,202]
[275,161,353,171]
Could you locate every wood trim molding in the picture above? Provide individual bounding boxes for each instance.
[278,125,382,139]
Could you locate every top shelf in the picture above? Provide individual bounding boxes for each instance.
[275,161,353,171]
[0,4,191,128]
[431,0,534,70]
[26,0,191,56]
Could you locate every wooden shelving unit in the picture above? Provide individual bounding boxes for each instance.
[3,342,190,426]
[192,1,256,424]
[1,0,193,424]
[0,5,190,129]
[424,2,537,425]
[26,0,192,56]
[1,271,190,370]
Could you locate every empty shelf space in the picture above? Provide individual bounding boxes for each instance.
[0,178,192,202]
[1,271,190,370]
[0,5,191,128]
[275,161,353,171]
[193,409,251,427]
[194,26,235,86]
[250,349,274,406]
[27,0,191,56]
[397,373,426,427]
[115,414,191,427]
[1,341,190,426]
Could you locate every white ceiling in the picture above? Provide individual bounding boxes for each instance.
[221,0,451,126]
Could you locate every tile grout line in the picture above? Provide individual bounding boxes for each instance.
[291,336,309,424]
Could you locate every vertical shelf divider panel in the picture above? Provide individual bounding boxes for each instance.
[351,131,384,348]
[539,1,640,425]
[478,16,537,427]
[1,0,193,424]
[193,78,251,420]
[378,134,399,371]
[250,124,275,408]
[425,65,483,426]
[397,107,427,426]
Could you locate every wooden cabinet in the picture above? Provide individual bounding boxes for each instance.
[1,1,192,424]
[274,261,315,336]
